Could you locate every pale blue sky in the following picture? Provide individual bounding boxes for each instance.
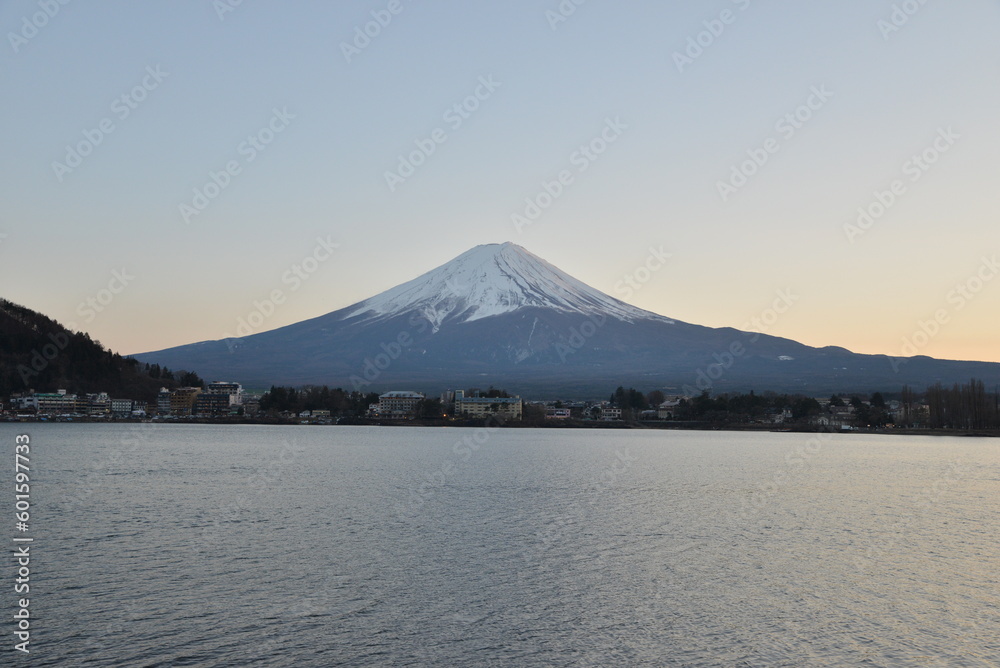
[2,0,998,363]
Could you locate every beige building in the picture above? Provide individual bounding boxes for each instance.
[169,387,202,416]
[657,400,682,419]
[454,390,522,420]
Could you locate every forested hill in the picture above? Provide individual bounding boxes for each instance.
[0,299,198,401]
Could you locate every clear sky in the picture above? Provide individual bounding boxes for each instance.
[2,0,998,363]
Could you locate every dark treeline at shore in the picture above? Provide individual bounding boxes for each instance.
[250,379,1000,431]
[606,380,1000,430]
[259,386,381,417]
[1,298,203,400]
[923,380,1000,429]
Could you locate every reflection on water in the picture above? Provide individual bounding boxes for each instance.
[11,423,998,666]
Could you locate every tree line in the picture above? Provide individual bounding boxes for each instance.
[607,380,999,429]
[259,386,381,416]
[608,386,828,424]
[0,298,200,402]
[923,380,1000,429]
[257,386,513,419]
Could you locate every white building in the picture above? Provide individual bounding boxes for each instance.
[206,381,243,405]
[157,388,171,415]
[600,407,622,421]
[378,391,425,418]
[111,398,134,418]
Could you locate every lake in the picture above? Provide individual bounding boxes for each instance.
[5,423,998,666]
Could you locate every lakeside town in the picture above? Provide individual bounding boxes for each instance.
[5,379,999,433]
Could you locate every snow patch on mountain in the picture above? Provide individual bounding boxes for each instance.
[344,243,674,327]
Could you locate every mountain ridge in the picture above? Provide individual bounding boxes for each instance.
[133,243,1000,397]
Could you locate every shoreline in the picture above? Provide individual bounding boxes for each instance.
[3,415,997,437]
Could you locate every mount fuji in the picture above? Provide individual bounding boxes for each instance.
[340,242,674,330]
[135,243,999,397]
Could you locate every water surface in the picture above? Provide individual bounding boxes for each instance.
[7,423,998,666]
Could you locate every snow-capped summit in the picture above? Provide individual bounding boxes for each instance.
[134,242,1000,397]
[345,242,672,330]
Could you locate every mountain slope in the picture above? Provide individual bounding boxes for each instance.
[0,299,191,401]
[133,243,1000,397]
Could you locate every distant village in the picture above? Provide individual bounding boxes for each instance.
[4,380,991,431]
